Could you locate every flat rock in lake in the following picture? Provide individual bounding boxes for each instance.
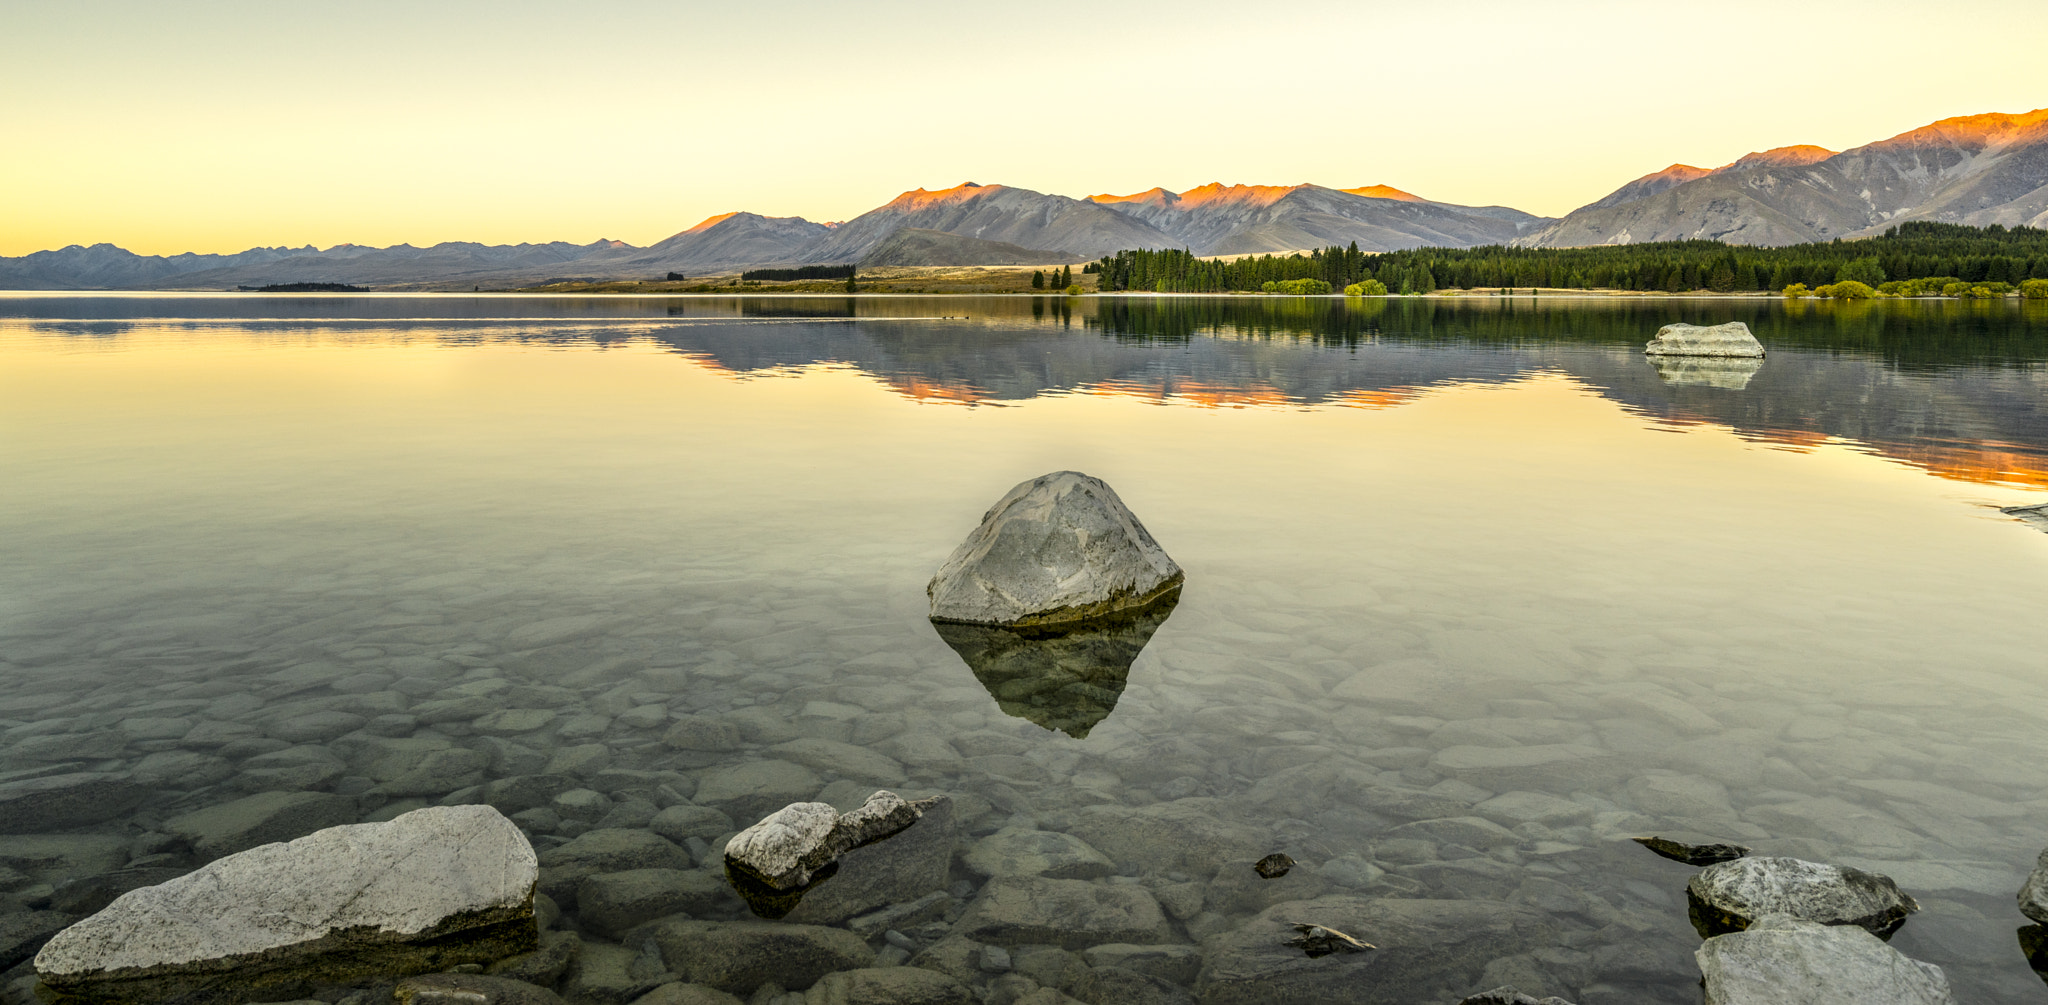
[1687,856,1918,940]
[723,791,945,921]
[1635,835,1750,866]
[1643,321,1766,358]
[1695,913,1953,1004]
[34,805,538,1004]
[927,471,1182,628]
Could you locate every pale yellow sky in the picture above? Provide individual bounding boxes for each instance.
[4,0,2040,257]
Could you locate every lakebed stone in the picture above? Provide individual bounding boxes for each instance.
[1642,321,1766,358]
[1695,913,1953,1004]
[394,972,566,1005]
[34,805,538,1003]
[927,471,1182,628]
[649,919,873,994]
[1686,856,1918,940]
[165,790,358,860]
[954,876,1171,949]
[1197,896,1547,1005]
[963,827,1115,881]
[0,773,149,834]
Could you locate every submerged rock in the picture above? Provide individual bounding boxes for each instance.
[932,590,1176,737]
[34,805,537,1004]
[1456,988,1577,1005]
[1686,856,1919,940]
[2020,924,2048,986]
[1284,922,1373,957]
[1197,896,1546,1005]
[0,773,149,834]
[1634,835,1750,867]
[1255,854,1297,880]
[1695,913,1953,1004]
[927,471,1182,628]
[1642,321,1766,358]
[723,791,944,920]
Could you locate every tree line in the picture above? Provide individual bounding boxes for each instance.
[740,264,855,281]
[1093,222,2048,295]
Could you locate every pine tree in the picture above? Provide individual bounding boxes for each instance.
[1031,271,1044,290]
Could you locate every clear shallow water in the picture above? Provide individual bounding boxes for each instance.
[4,294,2048,1003]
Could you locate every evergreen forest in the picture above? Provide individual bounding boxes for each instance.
[1093,223,2048,295]
[741,264,855,281]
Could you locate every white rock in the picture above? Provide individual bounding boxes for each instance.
[1697,913,1953,1005]
[35,805,536,1001]
[723,802,845,890]
[928,471,1181,627]
[2018,845,2048,923]
[1643,321,1766,358]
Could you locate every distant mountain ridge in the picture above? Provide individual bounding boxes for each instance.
[0,180,1553,290]
[9,107,2045,288]
[1520,108,2048,247]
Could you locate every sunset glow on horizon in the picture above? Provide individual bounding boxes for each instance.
[4,0,2041,258]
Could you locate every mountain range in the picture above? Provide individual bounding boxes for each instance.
[4,107,2043,290]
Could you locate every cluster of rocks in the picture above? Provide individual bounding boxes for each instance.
[2,470,2046,1002]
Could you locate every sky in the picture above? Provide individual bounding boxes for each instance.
[4,0,2042,257]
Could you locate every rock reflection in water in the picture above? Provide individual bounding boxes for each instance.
[2021,924,2048,986]
[932,590,1178,738]
[1648,356,1763,389]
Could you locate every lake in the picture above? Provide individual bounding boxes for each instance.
[4,293,2048,1004]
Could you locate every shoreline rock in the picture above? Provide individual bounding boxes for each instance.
[33,805,537,1004]
[1686,857,1918,940]
[1696,913,1953,1004]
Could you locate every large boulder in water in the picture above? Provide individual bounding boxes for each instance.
[928,471,1182,628]
[34,805,538,1004]
[1695,913,1953,1004]
[1686,856,1918,940]
[1643,321,1766,358]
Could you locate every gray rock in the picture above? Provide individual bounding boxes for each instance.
[693,761,824,823]
[579,869,735,937]
[165,790,359,860]
[927,471,1182,627]
[1455,988,1576,1005]
[1687,857,1919,939]
[1634,835,1749,867]
[483,774,577,814]
[846,891,953,940]
[803,967,975,1005]
[1642,321,1766,358]
[538,829,692,909]
[786,797,954,926]
[1065,800,1268,875]
[963,827,1115,881]
[566,940,669,1005]
[628,984,745,1005]
[2019,844,2048,923]
[651,804,736,845]
[1696,913,1952,1004]
[1080,944,1202,986]
[1196,896,1547,1005]
[34,805,538,1004]
[649,919,873,993]
[0,773,149,834]
[487,929,582,987]
[394,972,565,1005]
[664,717,742,753]
[954,877,1171,949]
[1071,966,1195,1005]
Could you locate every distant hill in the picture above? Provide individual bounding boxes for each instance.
[1085,183,1549,254]
[804,183,1179,263]
[1521,108,2048,247]
[857,228,1086,267]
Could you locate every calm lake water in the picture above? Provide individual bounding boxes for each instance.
[4,293,2048,1004]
